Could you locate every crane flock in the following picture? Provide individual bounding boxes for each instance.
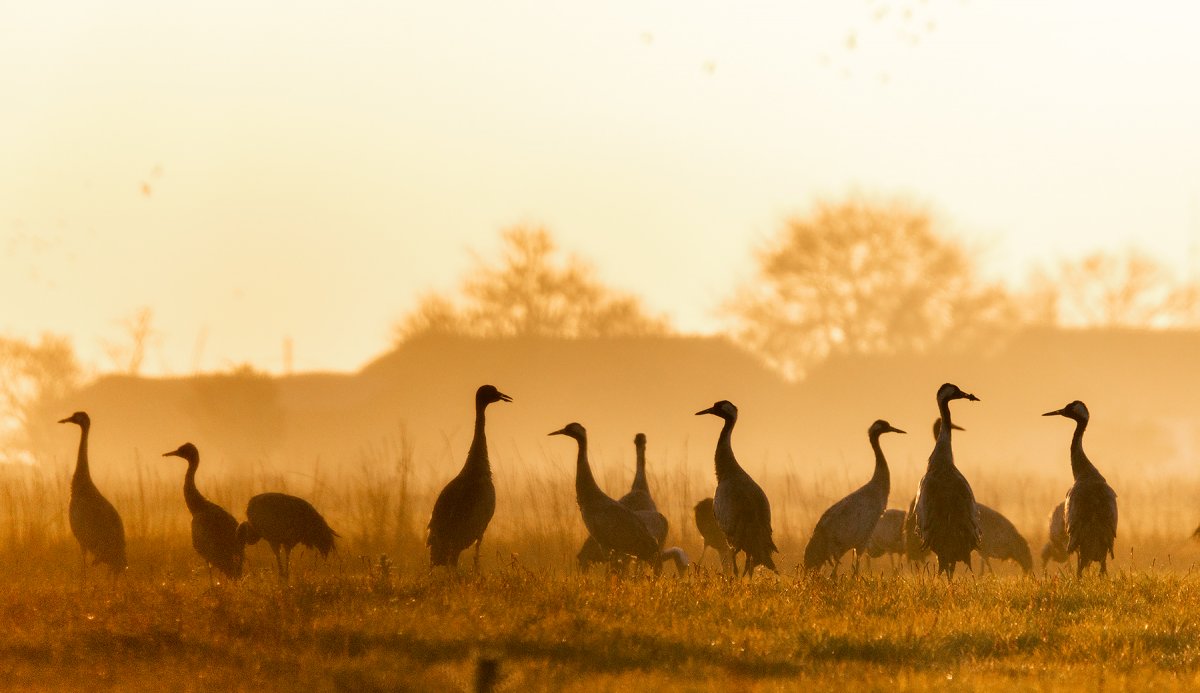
[55,382,1127,582]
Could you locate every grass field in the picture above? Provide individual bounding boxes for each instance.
[5,446,1200,691]
[6,547,1200,692]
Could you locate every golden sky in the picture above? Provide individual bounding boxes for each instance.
[3,1,1200,374]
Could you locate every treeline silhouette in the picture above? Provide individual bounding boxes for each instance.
[5,193,1200,468]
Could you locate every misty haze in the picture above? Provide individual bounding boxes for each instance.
[5,3,1200,691]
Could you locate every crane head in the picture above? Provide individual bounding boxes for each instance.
[163,442,199,463]
[57,411,90,427]
[548,422,586,440]
[476,384,513,407]
[869,419,906,437]
[1043,400,1089,423]
[695,400,737,420]
[937,383,979,404]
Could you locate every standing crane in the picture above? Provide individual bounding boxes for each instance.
[427,385,512,570]
[163,442,243,581]
[694,498,732,572]
[58,411,126,578]
[550,423,664,574]
[913,383,981,579]
[1042,501,1069,570]
[696,400,777,577]
[804,419,906,576]
[577,433,663,570]
[1044,400,1117,577]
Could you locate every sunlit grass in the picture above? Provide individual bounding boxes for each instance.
[5,546,1200,691]
[5,439,1200,690]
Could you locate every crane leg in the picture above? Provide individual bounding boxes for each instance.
[283,546,293,580]
[730,550,740,577]
[474,535,484,572]
[269,542,285,581]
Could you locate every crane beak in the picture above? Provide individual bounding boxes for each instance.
[57,416,71,424]
[497,391,513,403]
[695,406,716,416]
[951,423,965,431]
[891,426,907,435]
[964,393,980,402]
[547,427,568,437]
[1042,408,1065,417]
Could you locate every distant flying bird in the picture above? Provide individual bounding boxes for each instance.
[975,503,1033,574]
[696,400,778,577]
[238,492,338,580]
[550,423,664,574]
[914,383,981,579]
[804,419,906,576]
[1044,401,1118,577]
[1042,501,1069,570]
[694,498,732,572]
[59,411,126,578]
[427,385,512,570]
[577,433,664,570]
[163,442,243,581]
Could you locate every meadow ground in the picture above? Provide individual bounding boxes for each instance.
[6,543,1200,692]
[5,448,1200,691]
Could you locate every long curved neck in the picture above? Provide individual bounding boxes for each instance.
[868,432,890,493]
[631,443,649,494]
[463,400,491,479]
[713,416,743,481]
[71,424,92,489]
[929,397,955,470]
[183,459,207,514]
[573,437,605,505]
[1069,418,1100,480]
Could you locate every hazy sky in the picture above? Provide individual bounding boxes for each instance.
[3,1,1199,374]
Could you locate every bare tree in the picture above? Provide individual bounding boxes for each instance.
[1040,249,1200,328]
[395,226,669,341]
[102,307,158,375]
[725,195,1018,378]
[0,333,82,461]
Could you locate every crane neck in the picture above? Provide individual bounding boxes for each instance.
[464,400,492,479]
[929,398,956,470]
[713,416,743,481]
[572,436,606,506]
[1069,417,1101,480]
[631,442,649,495]
[183,458,207,514]
[868,432,891,492]
[71,422,93,490]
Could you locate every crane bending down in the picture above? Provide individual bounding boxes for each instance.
[427,385,512,570]
[164,442,244,580]
[913,383,981,579]
[59,411,126,578]
[1044,400,1117,577]
[696,400,777,577]
[804,419,906,576]
[238,492,338,580]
